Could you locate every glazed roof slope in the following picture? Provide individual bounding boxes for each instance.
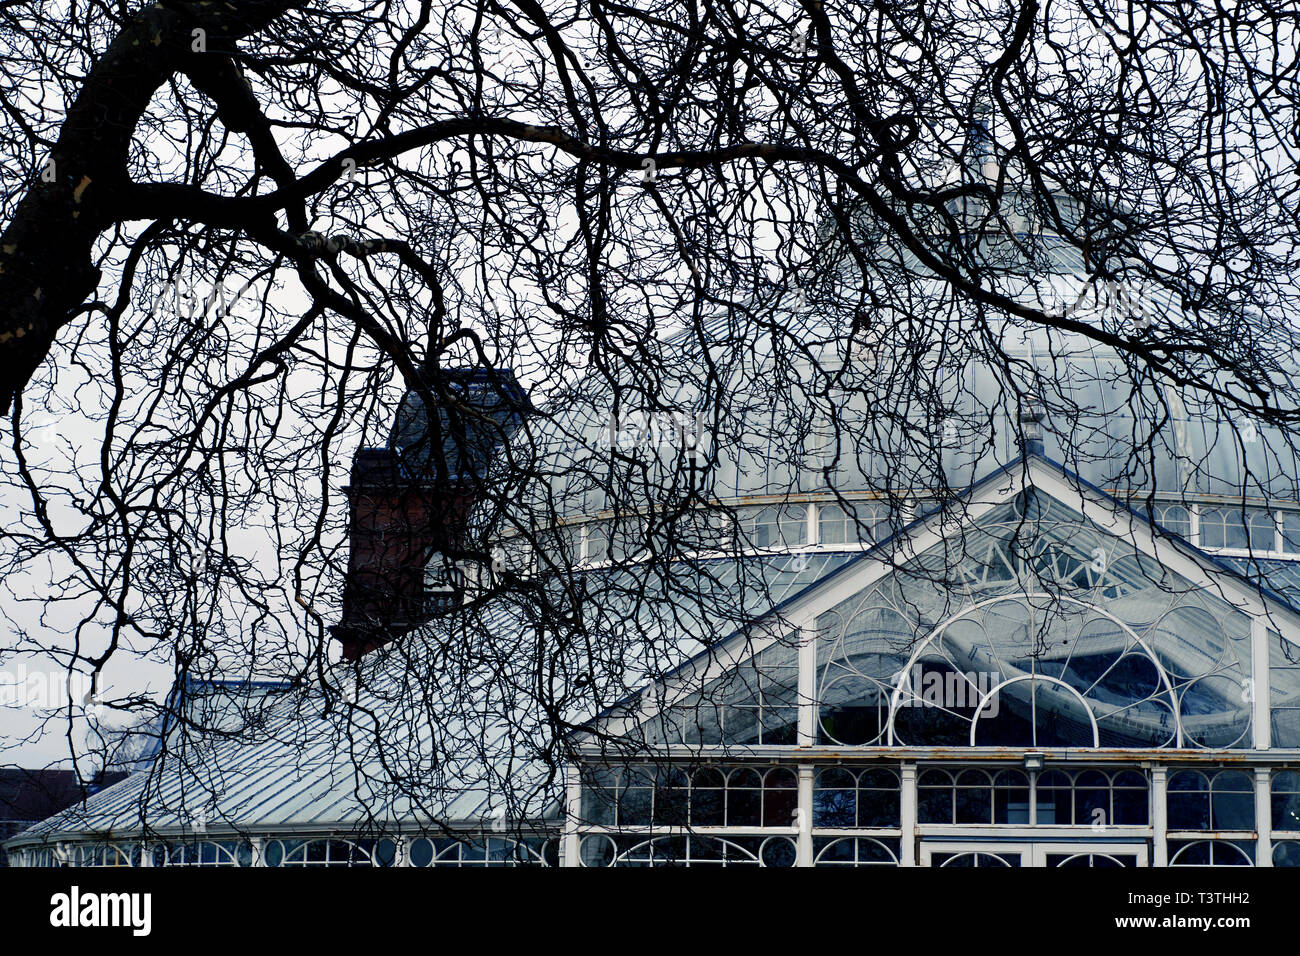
[494,194,1299,524]
[528,318,1300,519]
[10,599,555,841]
[15,452,1300,846]
[8,551,851,844]
[1223,557,1300,611]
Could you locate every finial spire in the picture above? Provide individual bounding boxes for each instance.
[967,99,999,184]
[1019,404,1045,457]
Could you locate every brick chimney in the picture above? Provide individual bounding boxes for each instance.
[332,367,528,661]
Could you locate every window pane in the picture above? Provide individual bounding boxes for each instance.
[727,769,762,826]
[1206,508,1249,549]
[1274,841,1300,867]
[1112,784,1150,826]
[1168,771,1211,830]
[692,786,725,826]
[1200,510,1227,548]
[954,783,992,824]
[1283,511,1300,552]
[858,770,901,827]
[819,504,847,544]
[1247,509,1276,550]
[1271,636,1300,748]
[995,785,1031,824]
[1156,503,1191,538]
[763,769,798,827]
[917,786,952,824]
[619,780,653,826]
[1035,772,1071,825]
[751,507,778,548]
[813,771,856,828]
[1270,772,1300,831]
[780,506,809,546]
[585,523,609,562]
[1211,772,1255,830]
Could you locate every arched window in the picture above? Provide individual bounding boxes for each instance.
[73,843,138,867]
[409,837,552,867]
[579,765,703,827]
[1247,508,1277,550]
[1035,769,1149,826]
[1199,507,1243,549]
[812,767,900,828]
[584,522,609,562]
[813,837,900,866]
[858,769,902,827]
[724,768,762,826]
[1282,511,1300,553]
[1199,506,1273,551]
[817,501,889,546]
[155,840,253,867]
[607,517,647,561]
[690,767,726,826]
[616,767,654,826]
[817,596,909,746]
[993,769,1031,824]
[637,766,786,828]
[1271,770,1300,831]
[813,767,857,827]
[265,838,387,867]
[497,534,535,577]
[653,767,690,826]
[1167,770,1212,829]
[917,768,956,824]
[1168,840,1254,866]
[1110,770,1151,824]
[1167,770,1255,831]
[748,505,808,548]
[880,592,1248,750]
[610,834,793,867]
[760,767,799,827]
[917,768,1029,824]
[1154,503,1191,539]
[932,850,1020,867]
[1044,852,1137,867]
[818,503,851,545]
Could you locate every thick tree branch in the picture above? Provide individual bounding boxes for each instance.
[0,0,304,413]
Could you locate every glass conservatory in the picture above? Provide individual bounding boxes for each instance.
[8,442,1300,868]
[561,460,1300,867]
[8,177,1300,868]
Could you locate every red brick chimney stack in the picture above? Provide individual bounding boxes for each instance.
[332,368,528,661]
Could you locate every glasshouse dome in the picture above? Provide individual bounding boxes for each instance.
[486,227,1300,572]
[8,188,1300,869]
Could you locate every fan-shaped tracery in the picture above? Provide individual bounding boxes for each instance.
[816,500,1256,749]
[819,587,1252,749]
[885,595,1177,748]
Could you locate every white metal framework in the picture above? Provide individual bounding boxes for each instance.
[10,459,1300,868]
[564,461,1300,867]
